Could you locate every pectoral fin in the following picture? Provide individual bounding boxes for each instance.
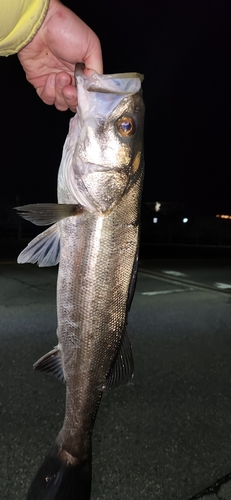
[15,203,83,226]
[17,223,60,267]
[98,328,134,391]
[33,346,65,383]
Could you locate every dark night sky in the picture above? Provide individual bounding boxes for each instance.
[1,0,231,214]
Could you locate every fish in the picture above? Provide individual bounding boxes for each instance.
[16,63,145,500]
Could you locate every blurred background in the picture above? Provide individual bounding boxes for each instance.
[0,0,231,258]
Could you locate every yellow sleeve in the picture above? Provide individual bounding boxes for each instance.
[0,0,50,56]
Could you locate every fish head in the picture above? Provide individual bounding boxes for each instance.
[58,71,145,213]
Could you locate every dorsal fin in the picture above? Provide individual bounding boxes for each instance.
[98,328,134,391]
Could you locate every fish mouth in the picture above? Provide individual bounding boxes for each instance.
[75,62,144,82]
[86,73,144,94]
[75,63,143,95]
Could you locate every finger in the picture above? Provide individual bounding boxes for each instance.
[62,85,78,113]
[37,72,75,111]
[52,72,72,111]
[37,73,56,105]
[56,72,73,88]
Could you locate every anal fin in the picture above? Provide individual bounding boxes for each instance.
[33,346,65,383]
[99,328,134,391]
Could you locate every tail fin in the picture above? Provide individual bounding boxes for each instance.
[27,446,91,500]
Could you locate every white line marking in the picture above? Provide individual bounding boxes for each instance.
[163,270,188,277]
[215,282,231,289]
[142,288,194,296]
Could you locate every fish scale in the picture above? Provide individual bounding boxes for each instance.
[16,65,144,499]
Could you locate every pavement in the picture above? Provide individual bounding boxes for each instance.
[138,259,231,500]
[188,474,231,499]
[1,255,231,499]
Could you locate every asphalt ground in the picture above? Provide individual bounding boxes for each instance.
[1,258,231,499]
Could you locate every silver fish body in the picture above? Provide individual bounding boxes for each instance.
[17,67,144,500]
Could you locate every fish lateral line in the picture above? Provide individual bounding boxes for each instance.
[34,327,134,392]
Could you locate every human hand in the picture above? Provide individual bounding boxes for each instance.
[18,0,103,111]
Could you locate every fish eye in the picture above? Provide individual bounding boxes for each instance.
[117,116,135,137]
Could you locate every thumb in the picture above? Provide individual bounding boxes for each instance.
[83,37,103,76]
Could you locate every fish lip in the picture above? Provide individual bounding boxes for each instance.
[75,63,144,88]
[75,62,85,78]
[75,68,143,96]
[85,73,144,94]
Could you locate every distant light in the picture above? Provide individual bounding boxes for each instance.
[153,217,158,223]
[183,217,188,223]
[155,202,161,212]
[216,214,231,219]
